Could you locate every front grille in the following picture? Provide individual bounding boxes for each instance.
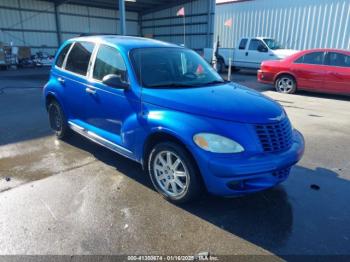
[255,118,293,153]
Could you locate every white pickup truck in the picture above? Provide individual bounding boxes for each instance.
[204,37,298,72]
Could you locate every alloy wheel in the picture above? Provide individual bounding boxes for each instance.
[277,77,294,93]
[153,150,189,197]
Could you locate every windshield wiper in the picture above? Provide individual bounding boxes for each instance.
[202,80,227,86]
[147,83,198,88]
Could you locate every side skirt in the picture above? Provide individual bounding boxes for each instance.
[68,121,139,163]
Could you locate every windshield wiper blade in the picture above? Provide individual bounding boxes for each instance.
[202,80,226,86]
[147,83,197,88]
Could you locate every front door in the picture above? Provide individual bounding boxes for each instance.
[84,44,139,148]
[244,39,269,69]
[323,52,350,94]
[291,51,326,91]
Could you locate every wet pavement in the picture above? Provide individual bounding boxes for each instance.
[0,68,350,257]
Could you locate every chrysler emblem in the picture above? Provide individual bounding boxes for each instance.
[269,112,285,121]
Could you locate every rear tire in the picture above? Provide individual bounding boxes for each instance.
[216,59,225,73]
[48,100,70,139]
[275,75,297,94]
[147,142,202,203]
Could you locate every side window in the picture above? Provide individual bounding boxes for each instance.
[93,45,127,82]
[239,39,248,50]
[326,52,350,68]
[294,52,324,65]
[248,39,264,51]
[55,43,72,68]
[65,42,95,76]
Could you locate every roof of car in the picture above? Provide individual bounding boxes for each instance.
[67,35,180,51]
[298,48,350,54]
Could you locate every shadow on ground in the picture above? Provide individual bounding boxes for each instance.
[62,133,349,255]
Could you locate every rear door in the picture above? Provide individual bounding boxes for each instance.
[233,38,249,68]
[291,51,326,91]
[59,41,95,120]
[323,52,350,94]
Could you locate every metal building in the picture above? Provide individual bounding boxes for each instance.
[0,0,214,55]
[215,0,350,50]
[141,0,215,51]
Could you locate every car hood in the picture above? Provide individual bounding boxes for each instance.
[142,82,284,124]
[272,49,299,59]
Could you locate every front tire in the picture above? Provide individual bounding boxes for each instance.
[275,75,297,94]
[48,100,70,139]
[147,142,202,203]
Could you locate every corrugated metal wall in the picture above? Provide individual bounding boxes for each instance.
[141,0,215,51]
[0,0,139,55]
[215,0,350,50]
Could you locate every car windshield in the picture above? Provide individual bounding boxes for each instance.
[263,39,285,50]
[130,47,225,88]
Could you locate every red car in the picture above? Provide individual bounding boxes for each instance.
[258,49,350,95]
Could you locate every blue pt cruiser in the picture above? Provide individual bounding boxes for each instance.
[44,36,305,203]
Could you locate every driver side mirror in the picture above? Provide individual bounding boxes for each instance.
[102,74,129,89]
[257,45,268,52]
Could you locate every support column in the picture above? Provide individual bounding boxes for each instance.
[119,0,126,35]
[54,3,62,46]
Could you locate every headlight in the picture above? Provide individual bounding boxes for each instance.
[193,133,244,153]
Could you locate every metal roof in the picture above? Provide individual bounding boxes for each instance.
[49,0,192,14]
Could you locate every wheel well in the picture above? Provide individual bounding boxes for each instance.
[142,132,203,182]
[217,55,224,63]
[45,94,57,110]
[275,73,297,87]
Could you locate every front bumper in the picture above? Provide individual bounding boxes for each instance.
[197,130,305,196]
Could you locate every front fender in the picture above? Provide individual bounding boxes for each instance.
[124,105,210,162]
[126,103,257,164]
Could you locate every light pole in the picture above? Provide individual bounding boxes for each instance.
[119,0,126,35]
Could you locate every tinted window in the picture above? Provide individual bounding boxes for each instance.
[65,42,95,76]
[248,39,265,51]
[55,43,72,68]
[326,52,350,68]
[295,52,324,65]
[239,39,248,50]
[93,45,127,81]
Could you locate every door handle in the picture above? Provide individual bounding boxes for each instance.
[57,77,65,85]
[245,52,248,56]
[85,87,96,95]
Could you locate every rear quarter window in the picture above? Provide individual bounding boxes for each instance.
[55,43,72,68]
[239,39,248,50]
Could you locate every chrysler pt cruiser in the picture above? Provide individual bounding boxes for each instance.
[44,36,305,203]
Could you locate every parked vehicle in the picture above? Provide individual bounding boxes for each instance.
[44,36,304,203]
[204,37,298,72]
[258,49,350,95]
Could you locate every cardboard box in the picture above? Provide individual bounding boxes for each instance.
[18,46,31,59]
